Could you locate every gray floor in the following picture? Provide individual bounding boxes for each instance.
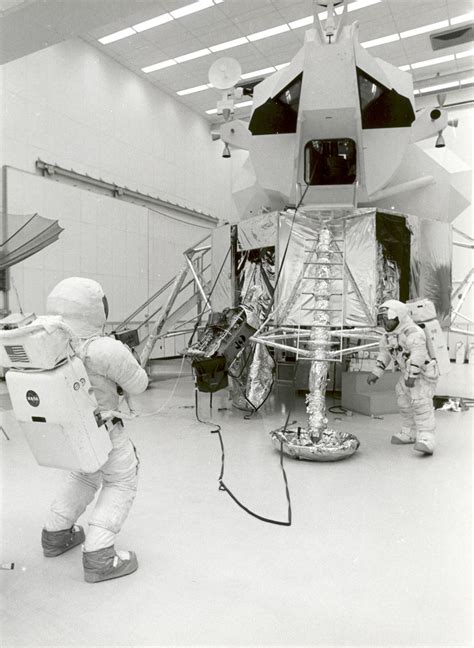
[0,361,472,647]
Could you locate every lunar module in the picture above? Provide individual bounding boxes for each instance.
[188,0,464,461]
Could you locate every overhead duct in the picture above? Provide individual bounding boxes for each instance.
[430,24,473,51]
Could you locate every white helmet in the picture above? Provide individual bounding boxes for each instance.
[377,299,409,332]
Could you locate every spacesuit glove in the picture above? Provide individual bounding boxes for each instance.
[367,373,378,385]
[404,377,416,388]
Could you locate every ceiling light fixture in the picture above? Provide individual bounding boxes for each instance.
[275,62,290,70]
[460,76,474,85]
[209,37,249,53]
[411,54,455,69]
[133,13,173,32]
[142,59,176,73]
[177,84,211,96]
[450,12,474,26]
[98,28,136,45]
[399,64,411,71]
[247,24,290,42]
[456,48,474,59]
[175,48,211,63]
[234,100,253,108]
[361,33,400,48]
[400,20,449,39]
[171,0,214,19]
[289,16,313,29]
[206,108,218,114]
[241,67,276,80]
[419,81,459,93]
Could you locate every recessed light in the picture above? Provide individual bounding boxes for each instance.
[177,84,211,96]
[247,24,290,42]
[133,14,173,32]
[142,60,176,73]
[456,48,474,60]
[400,20,449,39]
[411,54,455,69]
[209,37,249,53]
[361,33,400,48]
[450,12,474,26]
[419,81,459,93]
[241,67,276,80]
[171,0,214,19]
[175,48,211,63]
[98,28,136,45]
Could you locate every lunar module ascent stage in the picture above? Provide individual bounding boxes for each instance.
[185,0,462,462]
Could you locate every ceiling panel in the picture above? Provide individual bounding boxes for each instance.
[4,0,473,121]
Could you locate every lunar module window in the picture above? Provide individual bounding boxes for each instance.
[248,73,302,136]
[304,139,356,185]
[357,68,415,129]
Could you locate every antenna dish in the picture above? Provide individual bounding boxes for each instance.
[208,57,242,90]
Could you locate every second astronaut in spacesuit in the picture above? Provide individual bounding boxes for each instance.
[367,299,438,455]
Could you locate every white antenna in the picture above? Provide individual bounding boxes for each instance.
[208,57,242,90]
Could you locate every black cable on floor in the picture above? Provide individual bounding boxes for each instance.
[194,386,292,527]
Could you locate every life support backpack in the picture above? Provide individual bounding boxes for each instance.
[0,315,112,472]
[405,299,451,375]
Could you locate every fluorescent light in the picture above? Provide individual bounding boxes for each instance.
[456,48,474,59]
[275,62,290,70]
[241,67,276,80]
[177,84,210,96]
[348,0,381,10]
[206,108,218,114]
[460,76,474,85]
[414,89,420,95]
[289,15,313,30]
[235,100,253,108]
[400,20,449,39]
[411,54,455,69]
[98,28,136,45]
[361,33,400,48]
[399,64,411,71]
[133,13,173,32]
[209,37,248,52]
[142,59,176,73]
[450,12,474,26]
[171,0,214,19]
[419,81,459,93]
[247,24,290,42]
[175,48,211,63]
[213,0,224,4]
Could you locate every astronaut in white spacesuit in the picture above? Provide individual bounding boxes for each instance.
[367,299,438,455]
[40,278,149,582]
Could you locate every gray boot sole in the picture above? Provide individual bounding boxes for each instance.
[414,440,434,455]
[391,436,415,445]
[84,552,139,583]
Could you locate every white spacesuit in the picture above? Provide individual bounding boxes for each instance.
[367,299,438,455]
[41,277,149,582]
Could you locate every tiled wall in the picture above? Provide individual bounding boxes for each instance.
[6,168,209,324]
[1,37,236,323]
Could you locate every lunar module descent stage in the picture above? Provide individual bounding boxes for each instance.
[189,0,467,461]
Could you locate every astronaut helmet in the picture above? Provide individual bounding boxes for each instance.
[377,299,409,332]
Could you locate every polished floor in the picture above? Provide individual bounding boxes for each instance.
[0,360,472,647]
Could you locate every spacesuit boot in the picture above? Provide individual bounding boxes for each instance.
[41,525,85,557]
[414,432,435,455]
[82,545,138,583]
[391,427,416,445]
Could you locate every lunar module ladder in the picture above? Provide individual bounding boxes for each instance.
[296,218,346,364]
